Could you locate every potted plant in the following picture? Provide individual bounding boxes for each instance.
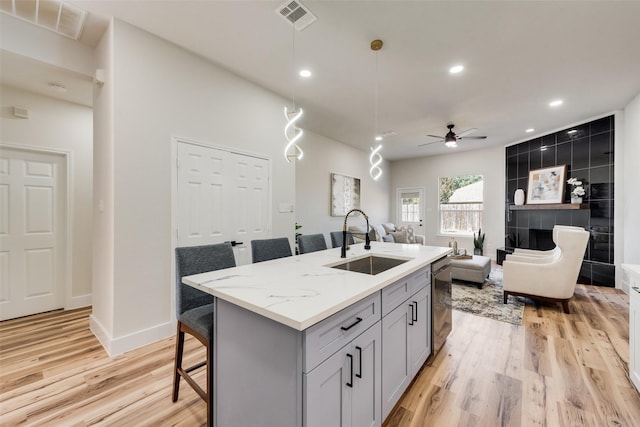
[295,222,302,255]
[473,228,485,255]
[567,177,586,204]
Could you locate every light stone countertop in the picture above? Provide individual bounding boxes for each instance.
[183,242,452,331]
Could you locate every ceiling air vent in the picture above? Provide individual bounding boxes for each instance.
[276,1,317,31]
[0,0,87,40]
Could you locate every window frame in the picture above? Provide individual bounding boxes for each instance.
[437,175,484,237]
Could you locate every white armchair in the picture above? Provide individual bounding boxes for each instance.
[512,225,584,257]
[503,226,589,313]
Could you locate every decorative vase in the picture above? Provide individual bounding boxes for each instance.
[474,248,483,256]
[571,196,583,204]
[514,189,525,206]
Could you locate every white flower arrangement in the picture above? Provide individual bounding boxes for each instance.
[567,177,586,197]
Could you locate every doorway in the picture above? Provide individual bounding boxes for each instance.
[396,187,425,235]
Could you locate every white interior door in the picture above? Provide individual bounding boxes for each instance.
[227,153,269,265]
[396,187,424,234]
[176,141,270,265]
[0,147,66,321]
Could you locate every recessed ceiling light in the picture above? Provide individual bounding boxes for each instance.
[48,83,67,93]
[299,69,312,78]
[375,135,383,141]
[525,128,535,133]
[549,99,563,107]
[449,65,464,74]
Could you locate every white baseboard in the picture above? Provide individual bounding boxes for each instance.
[89,314,112,354]
[90,314,175,358]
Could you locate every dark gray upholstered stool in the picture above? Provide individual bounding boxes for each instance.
[251,237,293,263]
[173,243,235,426]
[330,231,355,248]
[297,233,328,254]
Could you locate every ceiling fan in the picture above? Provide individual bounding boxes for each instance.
[419,124,487,148]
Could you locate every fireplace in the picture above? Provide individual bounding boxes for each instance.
[529,229,554,251]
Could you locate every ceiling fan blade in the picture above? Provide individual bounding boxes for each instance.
[418,140,441,147]
[426,134,444,139]
[459,135,487,140]
[455,128,478,138]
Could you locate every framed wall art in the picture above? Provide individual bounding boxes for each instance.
[330,173,360,216]
[526,165,567,204]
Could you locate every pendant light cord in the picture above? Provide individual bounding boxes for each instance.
[291,24,297,111]
[374,49,379,140]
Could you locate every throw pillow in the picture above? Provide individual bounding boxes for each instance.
[381,223,396,234]
[382,234,394,243]
[389,230,408,243]
[371,224,387,242]
[406,226,415,243]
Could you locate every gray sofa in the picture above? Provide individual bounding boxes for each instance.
[348,222,425,245]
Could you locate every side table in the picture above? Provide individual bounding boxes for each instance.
[496,247,514,265]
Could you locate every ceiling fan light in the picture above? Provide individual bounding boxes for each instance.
[445,140,457,148]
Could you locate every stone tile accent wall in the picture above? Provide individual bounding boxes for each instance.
[505,115,615,286]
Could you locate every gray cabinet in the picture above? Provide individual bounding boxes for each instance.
[381,273,431,418]
[408,287,431,375]
[381,300,411,417]
[304,323,382,427]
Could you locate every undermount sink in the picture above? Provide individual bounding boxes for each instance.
[329,255,409,275]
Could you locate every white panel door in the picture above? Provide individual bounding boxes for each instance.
[227,153,269,265]
[0,147,66,321]
[177,142,270,265]
[396,187,424,233]
[177,143,230,246]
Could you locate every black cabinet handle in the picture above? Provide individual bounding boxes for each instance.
[346,353,353,387]
[225,240,244,247]
[355,346,362,379]
[408,304,414,326]
[341,317,363,331]
[412,301,418,322]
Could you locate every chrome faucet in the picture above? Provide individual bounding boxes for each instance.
[342,208,371,258]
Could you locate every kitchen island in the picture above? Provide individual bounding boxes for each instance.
[183,242,451,427]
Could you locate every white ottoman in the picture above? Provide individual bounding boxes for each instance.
[450,255,491,288]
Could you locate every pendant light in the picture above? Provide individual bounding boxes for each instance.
[284,25,304,162]
[369,39,384,180]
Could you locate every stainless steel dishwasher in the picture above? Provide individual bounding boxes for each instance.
[432,256,452,354]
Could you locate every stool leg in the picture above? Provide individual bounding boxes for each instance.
[172,322,185,402]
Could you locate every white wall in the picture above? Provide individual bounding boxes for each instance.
[624,93,640,266]
[0,14,94,77]
[91,19,115,343]
[0,85,93,307]
[390,145,504,258]
[295,130,391,245]
[91,19,298,355]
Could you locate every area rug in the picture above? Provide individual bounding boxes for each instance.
[451,268,525,325]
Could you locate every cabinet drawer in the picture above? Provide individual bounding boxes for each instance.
[409,266,430,296]
[382,266,429,317]
[303,292,380,372]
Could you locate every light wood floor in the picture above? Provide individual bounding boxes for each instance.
[1,284,639,426]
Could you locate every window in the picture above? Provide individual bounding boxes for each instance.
[439,175,483,235]
[400,191,420,223]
